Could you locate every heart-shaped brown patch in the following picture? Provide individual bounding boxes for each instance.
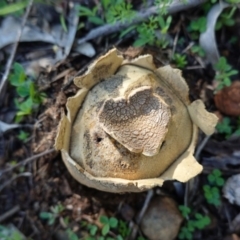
[98,86,171,156]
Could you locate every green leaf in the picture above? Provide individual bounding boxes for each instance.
[101,0,111,9]
[213,169,221,177]
[178,226,193,240]
[16,82,31,97]
[228,69,238,75]
[133,37,149,47]
[0,1,28,15]
[179,205,191,218]
[78,5,95,17]
[189,17,207,33]
[66,229,79,240]
[119,25,136,38]
[29,81,36,99]
[102,224,110,236]
[9,62,26,87]
[48,216,56,225]
[118,220,130,237]
[60,14,68,32]
[17,97,33,114]
[109,217,118,228]
[17,130,29,142]
[13,62,24,75]
[100,215,109,224]
[88,16,105,25]
[116,235,124,240]
[186,221,195,232]
[39,212,53,219]
[194,214,211,229]
[216,117,233,136]
[89,225,98,236]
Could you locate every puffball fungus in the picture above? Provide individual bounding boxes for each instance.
[55,48,218,193]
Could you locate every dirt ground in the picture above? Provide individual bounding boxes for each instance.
[1,1,240,240]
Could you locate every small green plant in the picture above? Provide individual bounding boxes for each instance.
[207,169,225,186]
[105,1,136,24]
[216,117,240,138]
[17,130,29,142]
[60,13,68,32]
[155,0,174,15]
[190,45,205,57]
[214,57,238,91]
[189,17,207,33]
[216,7,236,30]
[117,220,130,238]
[8,62,45,122]
[203,185,221,206]
[134,15,172,48]
[0,225,25,240]
[78,0,136,25]
[66,228,79,240]
[178,206,210,240]
[216,117,232,137]
[203,169,225,207]
[179,205,191,218]
[188,17,207,37]
[172,53,187,68]
[99,215,118,236]
[0,0,27,16]
[226,0,240,4]
[78,0,172,48]
[87,224,98,237]
[78,5,104,25]
[39,203,65,225]
[83,216,133,240]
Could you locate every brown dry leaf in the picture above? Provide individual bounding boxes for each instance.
[214,81,240,116]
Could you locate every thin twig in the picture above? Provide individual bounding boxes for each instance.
[77,0,207,45]
[0,0,34,101]
[129,189,154,240]
[195,135,211,160]
[136,190,154,224]
[171,30,180,58]
[0,148,55,176]
[0,172,32,192]
[0,205,20,222]
[184,135,212,205]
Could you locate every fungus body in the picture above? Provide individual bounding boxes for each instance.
[55,49,218,192]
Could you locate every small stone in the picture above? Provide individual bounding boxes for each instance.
[223,173,240,206]
[141,197,183,240]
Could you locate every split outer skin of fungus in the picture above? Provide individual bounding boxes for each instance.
[55,48,218,193]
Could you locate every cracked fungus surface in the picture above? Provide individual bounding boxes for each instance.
[98,86,171,157]
[69,65,193,180]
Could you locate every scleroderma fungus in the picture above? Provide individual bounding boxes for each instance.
[55,48,218,193]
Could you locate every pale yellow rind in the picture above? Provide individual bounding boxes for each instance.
[188,99,219,135]
[124,54,156,70]
[66,88,88,123]
[74,49,123,89]
[155,66,190,105]
[160,125,202,182]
